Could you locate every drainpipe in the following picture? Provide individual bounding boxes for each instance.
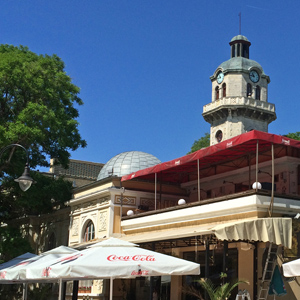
[205,238,210,300]
[268,143,275,217]
[119,186,125,234]
[248,155,251,189]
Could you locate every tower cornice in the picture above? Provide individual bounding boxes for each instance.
[202,97,276,124]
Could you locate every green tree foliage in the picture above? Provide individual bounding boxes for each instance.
[285,132,300,140]
[0,44,86,170]
[1,172,72,221]
[0,226,33,262]
[188,133,210,154]
[0,45,85,260]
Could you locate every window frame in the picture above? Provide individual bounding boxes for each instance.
[83,220,95,242]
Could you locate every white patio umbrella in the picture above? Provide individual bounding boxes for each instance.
[2,245,79,282]
[0,252,38,300]
[0,252,37,270]
[24,238,200,300]
[282,258,300,277]
[0,246,79,300]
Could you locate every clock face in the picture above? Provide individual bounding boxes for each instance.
[217,72,224,84]
[249,70,259,83]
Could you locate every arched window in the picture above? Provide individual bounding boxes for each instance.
[243,45,249,58]
[231,45,236,58]
[255,86,261,100]
[222,83,226,98]
[216,130,223,143]
[215,86,219,100]
[247,83,252,97]
[47,233,56,250]
[237,44,240,57]
[83,221,95,242]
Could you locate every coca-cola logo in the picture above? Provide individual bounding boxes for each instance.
[0,271,6,279]
[42,267,51,277]
[107,255,156,262]
[131,270,149,276]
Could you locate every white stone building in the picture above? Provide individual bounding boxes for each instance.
[64,36,300,300]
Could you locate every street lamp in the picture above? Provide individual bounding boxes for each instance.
[0,144,35,191]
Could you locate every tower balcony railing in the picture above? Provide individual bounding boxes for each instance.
[203,96,275,114]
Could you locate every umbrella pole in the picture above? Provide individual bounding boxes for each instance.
[22,283,28,300]
[110,277,114,300]
[58,278,63,300]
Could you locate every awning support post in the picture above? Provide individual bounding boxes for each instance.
[268,143,275,217]
[205,238,210,300]
[72,280,79,300]
[155,173,157,210]
[222,240,228,275]
[255,140,259,191]
[197,159,200,202]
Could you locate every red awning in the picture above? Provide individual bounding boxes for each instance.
[121,130,300,184]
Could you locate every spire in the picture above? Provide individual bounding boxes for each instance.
[238,12,241,35]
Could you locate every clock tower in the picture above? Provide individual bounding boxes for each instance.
[202,35,276,145]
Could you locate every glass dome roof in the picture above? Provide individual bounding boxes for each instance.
[97,151,161,181]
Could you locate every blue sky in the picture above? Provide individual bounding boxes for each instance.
[1,1,299,165]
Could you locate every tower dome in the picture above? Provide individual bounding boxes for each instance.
[217,57,266,78]
[97,151,161,181]
[214,35,267,79]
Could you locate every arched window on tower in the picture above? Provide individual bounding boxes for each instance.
[222,83,226,98]
[83,220,95,242]
[215,86,219,100]
[237,43,240,57]
[247,83,252,97]
[231,45,236,58]
[243,45,249,58]
[255,86,261,100]
[216,130,223,143]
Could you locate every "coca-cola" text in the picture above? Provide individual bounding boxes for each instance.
[107,255,156,262]
[131,270,149,276]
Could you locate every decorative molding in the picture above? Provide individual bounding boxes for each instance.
[140,198,155,209]
[99,211,107,231]
[82,201,97,209]
[98,196,109,205]
[72,197,109,213]
[95,279,104,292]
[115,195,136,205]
[73,205,81,213]
[81,215,87,226]
[72,218,79,236]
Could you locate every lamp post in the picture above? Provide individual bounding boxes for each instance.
[0,144,35,191]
